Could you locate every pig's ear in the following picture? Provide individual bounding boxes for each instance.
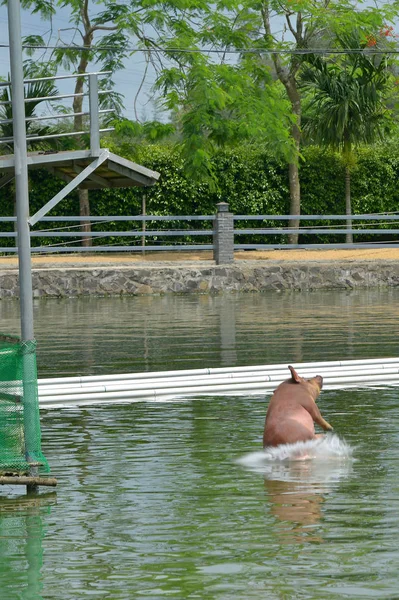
[288,365,302,383]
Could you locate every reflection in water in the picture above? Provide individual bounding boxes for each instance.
[219,296,237,366]
[238,436,353,544]
[0,387,396,598]
[0,494,56,600]
[265,474,326,544]
[264,459,352,544]
[0,288,398,377]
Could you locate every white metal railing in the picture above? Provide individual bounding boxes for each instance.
[0,71,114,152]
[0,213,398,253]
[233,213,399,250]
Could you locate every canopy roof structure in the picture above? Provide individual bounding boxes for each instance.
[0,147,160,226]
[0,148,160,190]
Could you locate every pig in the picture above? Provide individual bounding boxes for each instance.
[263,365,333,448]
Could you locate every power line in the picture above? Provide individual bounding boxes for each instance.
[0,42,398,55]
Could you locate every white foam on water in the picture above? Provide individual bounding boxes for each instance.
[238,434,352,465]
[237,434,354,485]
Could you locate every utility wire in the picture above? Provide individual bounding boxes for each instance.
[0,43,398,55]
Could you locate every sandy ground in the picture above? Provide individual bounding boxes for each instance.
[0,247,398,268]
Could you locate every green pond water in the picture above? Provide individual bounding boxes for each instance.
[0,289,399,599]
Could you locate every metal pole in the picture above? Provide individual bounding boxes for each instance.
[8,0,34,342]
[8,0,39,492]
[89,74,100,156]
[142,193,146,255]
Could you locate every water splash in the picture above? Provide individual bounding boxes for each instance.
[237,434,354,485]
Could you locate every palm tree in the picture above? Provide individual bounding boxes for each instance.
[0,74,59,154]
[0,68,60,231]
[300,30,393,243]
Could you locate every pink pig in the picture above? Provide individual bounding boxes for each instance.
[263,366,333,448]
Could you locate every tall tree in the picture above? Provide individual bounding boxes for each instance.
[301,29,395,243]
[22,0,296,184]
[22,0,129,245]
[156,58,295,186]
[144,0,399,240]
[255,0,398,242]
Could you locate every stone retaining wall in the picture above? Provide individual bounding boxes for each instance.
[0,260,398,298]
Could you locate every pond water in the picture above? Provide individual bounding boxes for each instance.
[1,289,399,599]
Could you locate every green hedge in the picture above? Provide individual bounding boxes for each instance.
[300,144,399,243]
[1,140,399,248]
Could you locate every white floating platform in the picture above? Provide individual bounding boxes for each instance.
[37,357,399,409]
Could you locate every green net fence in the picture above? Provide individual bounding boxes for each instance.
[0,334,49,475]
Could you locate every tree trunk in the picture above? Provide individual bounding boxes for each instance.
[286,80,301,245]
[79,188,91,247]
[261,3,302,245]
[345,165,353,245]
[288,149,300,246]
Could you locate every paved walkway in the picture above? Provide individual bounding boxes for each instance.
[0,248,398,269]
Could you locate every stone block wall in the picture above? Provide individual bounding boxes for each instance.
[0,260,399,298]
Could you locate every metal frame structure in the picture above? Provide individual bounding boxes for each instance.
[3,0,160,338]
[3,0,160,491]
[0,74,160,198]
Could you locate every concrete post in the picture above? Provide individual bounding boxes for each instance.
[213,202,234,265]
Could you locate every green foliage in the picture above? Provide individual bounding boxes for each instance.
[300,142,399,243]
[165,61,294,186]
[22,35,47,57]
[20,0,55,19]
[112,119,176,142]
[301,29,395,156]
[20,0,135,126]
[102,136,399,226]
[0,63,61,154]
[1,138,399,248]
[300,26,397,242]
[351,142,399,213]
[300,147,345,214]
